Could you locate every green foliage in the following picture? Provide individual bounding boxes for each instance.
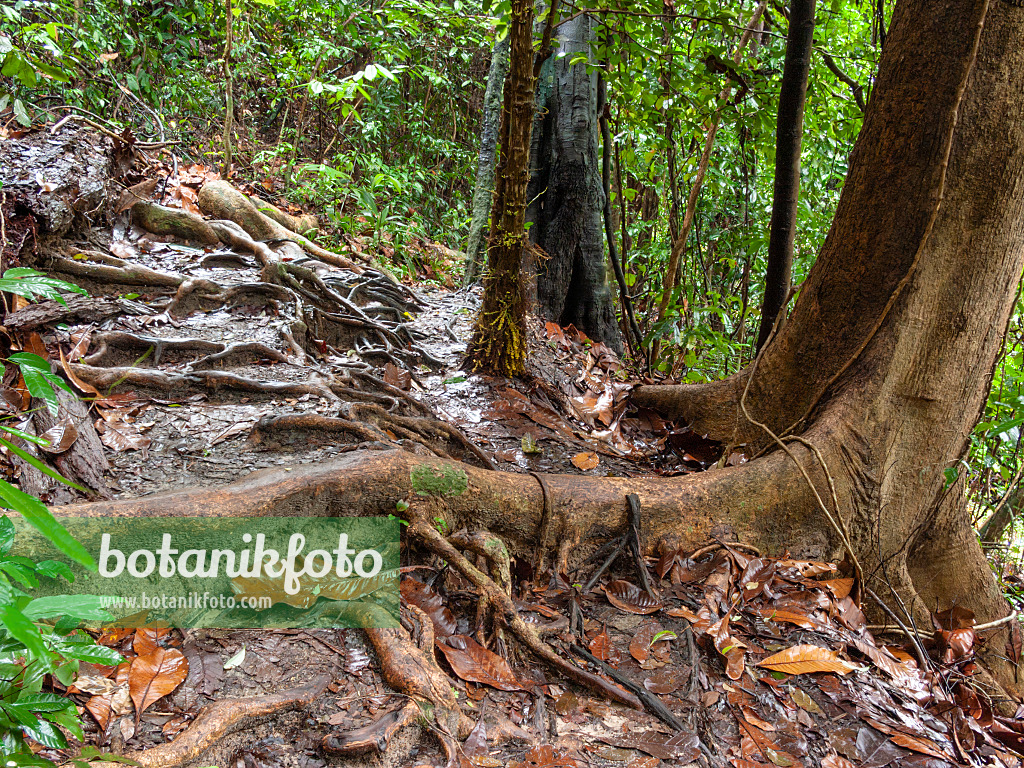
[0,270,118,765]
[0,0,489,253]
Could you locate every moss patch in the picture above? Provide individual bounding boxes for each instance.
[411,464,469,498]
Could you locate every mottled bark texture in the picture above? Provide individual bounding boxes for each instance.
[527,14,622,352]
[464,35,510,285]
[756,0,815,350]
[464,0,536,375]
[635,0,1024,691]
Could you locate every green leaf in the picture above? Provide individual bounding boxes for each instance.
[0,517,13,554]
[0,604,50,667]
[23,595,110,621]
[0,437,85,492]
[11,693,72,714]
[33,560,73,582]
[19,716,66,748]
[47,635,121,665]
[0,480,94,569]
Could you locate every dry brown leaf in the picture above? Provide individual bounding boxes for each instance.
[570,451,600,471]
[752,607,824,631]
[383,362,412,390]
[96,413,151,452]
[588,625,616,663]
[888,732,951,761]
[400,577,458,637]
[756,644,858,676]
[128,647,189,720]
[435,635,525,691]
[38,416,79,454]
[629,622,664,663]
[820,755,855,768]
[116,179,159,213]
[820,577,855,599]
[604,580,663,615]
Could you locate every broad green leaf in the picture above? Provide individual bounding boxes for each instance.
[0,480,94,569]
[0,605,50,667]
[18,716,65,748]
[0,437,85,491]
[23,595,110,621]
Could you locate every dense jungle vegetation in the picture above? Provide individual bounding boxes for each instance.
[3,0,1022,563]
[1,0,1023,625]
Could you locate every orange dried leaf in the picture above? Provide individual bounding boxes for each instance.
[570,451,600,471]
[756,645,858,676]
[128,647,189,718]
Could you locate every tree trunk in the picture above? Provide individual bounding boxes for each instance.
[633,0,1024,688]
[756,0,815,350]
[463,35,509,286]
[527,14,623,353]
[464,0,537,376]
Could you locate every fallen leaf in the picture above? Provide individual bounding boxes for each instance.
[570,451,599,471]
[38,416,79,454]
[383,362,412,390]
[222,645,246,670]
[128,647,189,720]
[604,580,663,615]
[756,645,858,676]
[401,577,458,637]
[436,634,525,691]
[597,731,700,761]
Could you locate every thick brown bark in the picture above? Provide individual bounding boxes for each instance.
[756,0,815,350]
[633,0,1024,690]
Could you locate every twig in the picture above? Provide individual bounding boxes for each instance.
[865,587,930,671]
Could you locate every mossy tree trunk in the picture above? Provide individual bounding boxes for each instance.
[526,13,623,352]
[464,36,510,286]
[464,0,545,376]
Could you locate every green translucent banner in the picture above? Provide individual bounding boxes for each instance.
[12,516,399,629]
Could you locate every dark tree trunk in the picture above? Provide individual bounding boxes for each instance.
[756,0,816,350]
[464,35,510,286]
[527,14,623,353]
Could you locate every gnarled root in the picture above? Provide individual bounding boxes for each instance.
[127,676,330,768]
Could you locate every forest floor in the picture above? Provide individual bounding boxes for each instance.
[3,126,1024,768]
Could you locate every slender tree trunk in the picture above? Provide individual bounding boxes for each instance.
[528,14,622,352]
[464,36,510,285]
[756,0,816,350]
[465,0,560,374]
[222,0,234,179]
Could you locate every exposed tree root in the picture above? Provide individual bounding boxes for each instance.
[197,181,365,272]
[125,676,330,768]
[166,279,293,318]
[50,251,183,288]
[82,331,290,369]
[68,363,337,401]
[324,605,470,757]
[410,520,642,710]
[248,413,392,447]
